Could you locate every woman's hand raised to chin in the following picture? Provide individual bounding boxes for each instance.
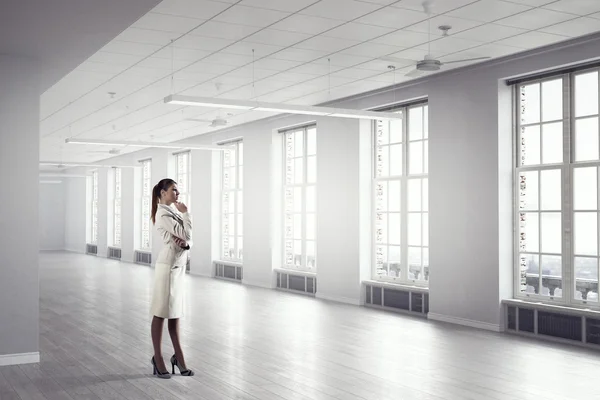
[174,202,188,213]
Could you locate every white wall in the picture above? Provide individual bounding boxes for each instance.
[62,33,600,331]
[64,178,88,253]
[39,183,65,251]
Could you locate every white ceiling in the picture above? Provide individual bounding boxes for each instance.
[40,0,600,163]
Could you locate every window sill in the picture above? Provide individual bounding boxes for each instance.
[503,298,600,318]
[274,267,316,277]
[363,279,429,293]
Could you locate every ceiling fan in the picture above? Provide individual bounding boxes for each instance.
[381,0,491,77]
[186,113,233,128]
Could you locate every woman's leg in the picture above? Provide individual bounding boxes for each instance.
[167,318,188,370]
[151,316,168,372]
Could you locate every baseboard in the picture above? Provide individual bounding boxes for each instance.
[428,313,501,332]
[65,248,85,254]
[0,352,40,366]
[242,279,273,290]
[316,293,361,306]
[189,270,212,278]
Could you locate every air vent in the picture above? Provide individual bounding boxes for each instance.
[135,251,152,266]
[107,247,121,260]
[86,244,97,255]
[364,283,428,316]
[276,271,316,295]
[214,261,242,281]
[503,300,600,350]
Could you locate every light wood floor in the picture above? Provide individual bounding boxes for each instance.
[1,252,599,400]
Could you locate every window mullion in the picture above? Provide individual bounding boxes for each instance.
[564,73,573,304]
[402,106,409,282]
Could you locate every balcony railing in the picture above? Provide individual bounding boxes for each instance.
[525,274,598,300]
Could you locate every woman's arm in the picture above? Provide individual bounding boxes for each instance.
[159,212,192,242]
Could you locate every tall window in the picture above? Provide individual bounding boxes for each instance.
[373,103,429,285]
[516,70,600,307]
[91,171,98,244]
[222,141,243,261]
[283,125,316,271]
[141,159,152,250]
[175,152,191,209]
[113,167,122,247]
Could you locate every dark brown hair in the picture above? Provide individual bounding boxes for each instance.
[151,178,176,224]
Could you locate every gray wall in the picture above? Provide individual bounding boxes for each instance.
[0,55,40,358]
[39,183,65,251]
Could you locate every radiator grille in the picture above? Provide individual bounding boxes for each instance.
[276,271,316,295]
[135,251,152,266]
[107,247,121,260]
[364,284,428,316]
[214,261,242,281]
[86,244,97,255]
[504,302,600,350]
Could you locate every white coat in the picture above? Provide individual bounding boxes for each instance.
[150,204,193,319]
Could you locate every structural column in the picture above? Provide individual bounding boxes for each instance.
[0,55,41,364]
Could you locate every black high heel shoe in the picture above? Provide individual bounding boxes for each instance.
[151,356,171,379]
[170,354,194,376]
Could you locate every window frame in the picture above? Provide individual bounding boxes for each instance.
[91,170,98,244]
[140,159,152,250]
[175,151,191,211]
[281,124,317,272]
[371,102,429,286]
[112,167,122,247]
[221,140,244,262]
[513,68,600,310]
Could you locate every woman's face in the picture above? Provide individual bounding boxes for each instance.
[161,184,179,205]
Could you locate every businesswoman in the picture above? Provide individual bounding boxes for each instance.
[150,178,194,378]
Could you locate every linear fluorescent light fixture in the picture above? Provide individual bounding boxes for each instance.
[39,173,89,178]
[64,138,230,151]
[164,95,402,120]
[40,161,136,168]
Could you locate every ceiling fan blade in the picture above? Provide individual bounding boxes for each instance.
[186,118,213,123]
[442,56,491,65]
[405,69,425,78]
[378,56,417,65]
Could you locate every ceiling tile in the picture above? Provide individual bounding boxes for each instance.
[287,62,344,76]
[295,36,361,53]
[252,58,304,71]
[131,12,205,34]
[416,36,484,55]
[341,41,406,58]
[223,41,283,58]
[543,0,600,15]
[300,0,381,21]
[317,53,373,68]
[238,0,318,12]
[372,30,438,47]
[446,0,531,23]
[175,35,234,51]
[202,52,254,67]
[499,0,556,5]
[405,15,484,35]
[495,8,576,30]
[270,14,343,34]
[496,31,569,49]
[392,0,480,14]
[152,0,233,19]
[100,41,163,57]
[244,29,311,47]
[453,24,527,42]
[189,21,261,41]
[213,5,290,27]
[115,27,175,46]
[590,12,600,20]
[356,7,427,29]
[540,17,600,37]
[322,22,394,42]
[153,46,212,62]
[272,47,329,62]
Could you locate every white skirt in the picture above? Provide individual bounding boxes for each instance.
[150,262,185,319]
